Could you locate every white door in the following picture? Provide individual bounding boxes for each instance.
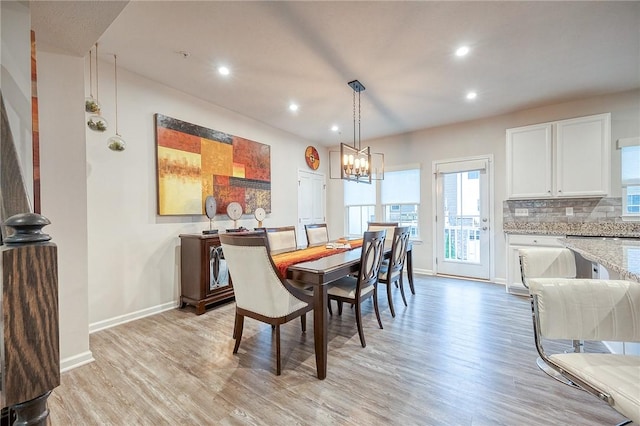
[297,170,326,247]
[434,157,491,280]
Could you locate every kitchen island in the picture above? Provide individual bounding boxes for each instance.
[560,236,640,283]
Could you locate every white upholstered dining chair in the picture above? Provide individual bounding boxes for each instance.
[219,233,313,375]
[264,226,298,254]
[305,223,329,247]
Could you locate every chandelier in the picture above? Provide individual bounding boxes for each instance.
[331,79,383,184]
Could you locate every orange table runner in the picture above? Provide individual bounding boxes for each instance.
[272,239,363,278]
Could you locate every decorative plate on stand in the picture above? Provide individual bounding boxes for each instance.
[226,201,243,229]
[203,196,218,234]
[254,207,266,227]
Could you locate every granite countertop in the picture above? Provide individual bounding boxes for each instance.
[502,221,640,237]
[559,237,640,283]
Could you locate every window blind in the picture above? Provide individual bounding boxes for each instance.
[381,169,420,205]
[344,179,376,206]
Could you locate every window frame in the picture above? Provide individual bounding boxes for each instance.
[344,164,421,239]
[382,202,420,239]
[619,138,640,221]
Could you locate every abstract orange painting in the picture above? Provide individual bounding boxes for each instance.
[155,114,271,216]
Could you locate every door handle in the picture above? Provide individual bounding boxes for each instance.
[482,226,488,231]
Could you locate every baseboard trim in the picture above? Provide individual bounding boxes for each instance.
[60,350,94,373]
[89,301,178,334]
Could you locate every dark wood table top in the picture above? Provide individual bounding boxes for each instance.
[285,248,362,285]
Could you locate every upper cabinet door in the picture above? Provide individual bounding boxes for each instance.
[555,113,611,197]
[506,113,611,200]
[506,124,553,199]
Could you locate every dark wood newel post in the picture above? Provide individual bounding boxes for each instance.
[1,213,60,425]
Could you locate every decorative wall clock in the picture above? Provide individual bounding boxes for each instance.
[305,146,320,170]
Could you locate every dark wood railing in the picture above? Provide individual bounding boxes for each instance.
[1,92,60,425]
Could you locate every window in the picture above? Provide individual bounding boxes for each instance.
[381,168,421,238]
[467,170,479,179]
[344,179,376,236]
[620,139,640,218]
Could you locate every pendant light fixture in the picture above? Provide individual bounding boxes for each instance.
[84,47,101,114]
[86,43,108,133]
[107,54,126,152]
[329,79,384,183]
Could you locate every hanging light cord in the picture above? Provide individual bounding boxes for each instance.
[114,54,120,136]
[358,88,361,150]
[89,48,94,98]
[352,89,357,150]
[95,43,100,103]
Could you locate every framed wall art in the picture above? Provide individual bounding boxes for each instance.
[155,113,271,216]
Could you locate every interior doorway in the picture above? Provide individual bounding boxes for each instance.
[297,170,326,247]
[433,156,492,280]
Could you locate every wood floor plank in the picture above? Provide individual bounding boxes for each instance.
[47,275,629,425]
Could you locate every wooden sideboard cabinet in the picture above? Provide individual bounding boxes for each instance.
[179,233,234,314]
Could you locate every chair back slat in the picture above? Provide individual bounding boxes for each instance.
[389,226,411,273]
[367,222,398,250]
[357,230,386,296]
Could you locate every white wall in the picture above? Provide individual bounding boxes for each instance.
[37,51,92,370]
[85,59,324,330]
[0,0,34,207]
[327,89,640,282]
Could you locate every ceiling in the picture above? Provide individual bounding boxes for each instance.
[30,1,640,146]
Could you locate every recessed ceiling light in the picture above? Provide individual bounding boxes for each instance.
[331,125,339,132]
[455,46,470,57]
[466,91,477,100]
[218,66,230,76]
[289,103,299,112]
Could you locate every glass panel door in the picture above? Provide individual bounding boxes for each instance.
[435,160,490,279]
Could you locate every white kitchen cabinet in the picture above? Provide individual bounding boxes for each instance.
[506,124,553,198]
[505,234,565,295]
[506,113,610,199]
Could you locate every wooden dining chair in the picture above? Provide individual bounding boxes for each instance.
[327,229,386,348]
[304,223,329,247]
[264,226,298,254]
[377,226,411,317]
[219,233,313,375]
[367,221,398,250]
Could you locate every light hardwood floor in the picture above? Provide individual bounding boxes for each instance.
[48,275,629,425]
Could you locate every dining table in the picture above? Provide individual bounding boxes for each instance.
[272,241,414,380]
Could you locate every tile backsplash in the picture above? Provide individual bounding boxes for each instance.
[504,197,622,223]
[503,197,640,237]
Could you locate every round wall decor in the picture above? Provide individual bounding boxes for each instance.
[305,146,320,170]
